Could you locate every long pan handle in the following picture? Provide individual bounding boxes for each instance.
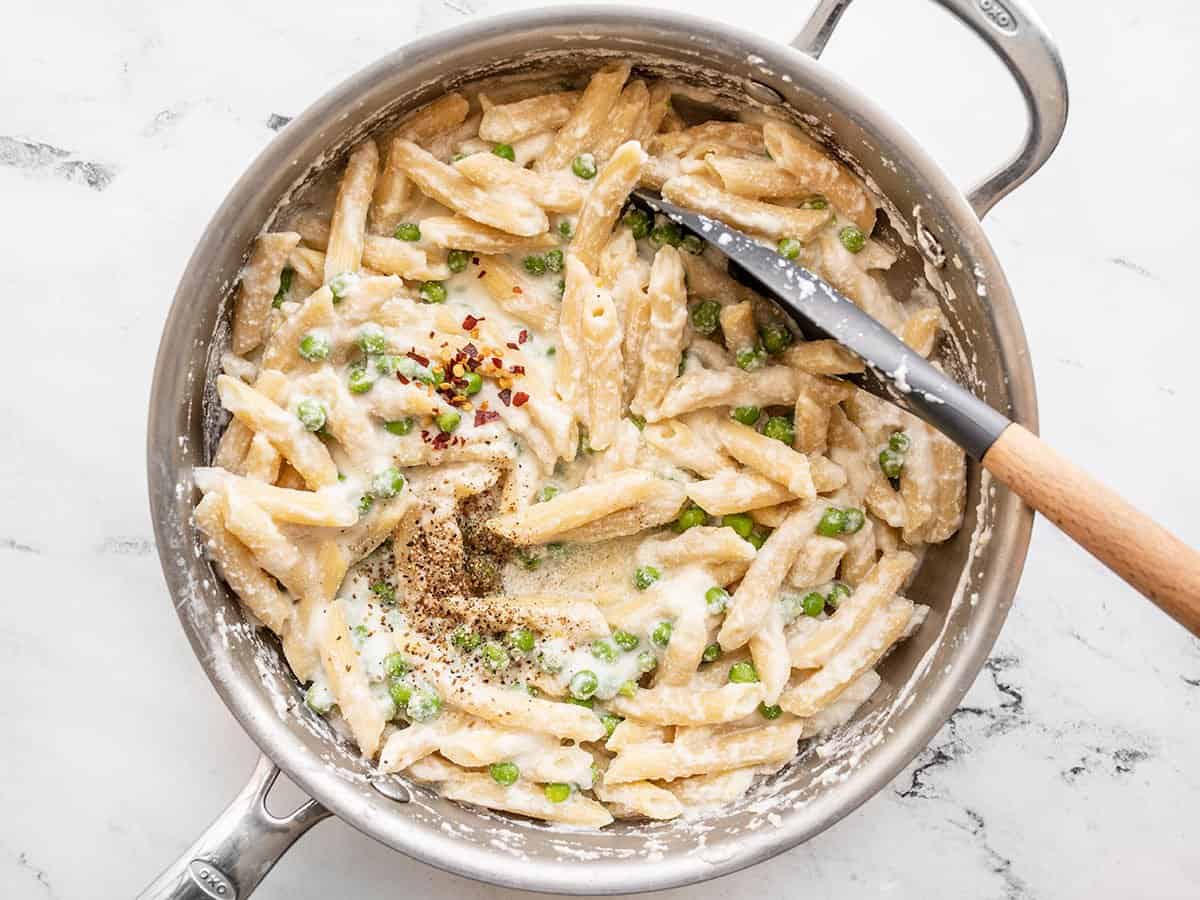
[137,755,329,900]
[984,423,1200,635]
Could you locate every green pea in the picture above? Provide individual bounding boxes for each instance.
[571,153,597,179]
[373,354,399,376]
[889,431,912,453]
[705,586,730,615]
[508,627,536,654]
[515,549,541,571]
[673,505,706,533]
[298,332,330,362]
[613,630,639,652]
[538,484,560,502]
[372,581,397,605]
[368,467,404,500]
[451,625,481,651]
[355,324,385,355]
[544,783,571,803]
[492,143,516,161]
[690,299,722,335]
[295,398,327,432]
[762,416,795,445]
[435,410,461,433]
[618,679,638,698]
[731,406,761,426]
[779,594,805,624]
[636,651,658,674]
[569,670,599,700]
[799,195,828,210]
[633,566,661,590]
[650,221,682,248]
[600,713,624,739]
[879,448,905,479]
[839,225,866,253]
[728,661,759,684]
[394,222,421,241]
[347,363,375,394]
[722,513,755,539]
[651,621,673,648]
[544,249,564,273]
[382,652,408,678]
[735,347,765,371]
[459,371,483,396]
[304,683,333,715]
[802,591,826,617]
[388,677,412,709]
[816,507,847,537]
[777,237,802,259]
[841,507,865,534]
[702,642,723,663]
[761,324,793,355]
[746,527,769,550]
[628,414,646,430]
[328,272,355,301]
[827,582,851,608]
[558,220,574,240]
[591,639,618,663]
[622,207,651,239]
[385,417,414,436]
[420,281,447,304]
[482,641,510,671]
[267,267,294,311]
[447,249,471,273]
[759,702,783,720]
[357,494,374,516]
[406,688,441,722]
[523,254,547,276]
[680,234,704,255]
[489,761,520,786]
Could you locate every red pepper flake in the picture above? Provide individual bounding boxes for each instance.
[518,329,529,344]
[420,430,431,443]
[472,256,480,265]
[512,391,530,407]
[510,365,526,376]
[498,388,512,407]
[408,351,430,367]
[432,431,451,448]
[396,374,410,385]
[462,314,480,330]
[506,342,519,351]
[512,286,523,295]
[491,356,503,368]
[475,409,501,427]
[462,343,479,359]
[477,270,487,279]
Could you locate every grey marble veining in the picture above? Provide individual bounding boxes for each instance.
[1,1,1198,898]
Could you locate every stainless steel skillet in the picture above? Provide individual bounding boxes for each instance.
[142,2,1067,896]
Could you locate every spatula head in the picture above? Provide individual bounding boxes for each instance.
[633,190,1010,460]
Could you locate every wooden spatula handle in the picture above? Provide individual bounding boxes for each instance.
[983,423,1200,635]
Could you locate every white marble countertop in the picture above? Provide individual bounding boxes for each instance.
[3,0,1198,897]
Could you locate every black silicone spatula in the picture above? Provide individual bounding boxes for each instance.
[635,189,1200,634]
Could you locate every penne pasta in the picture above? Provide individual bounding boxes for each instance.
[232,232,302,355]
